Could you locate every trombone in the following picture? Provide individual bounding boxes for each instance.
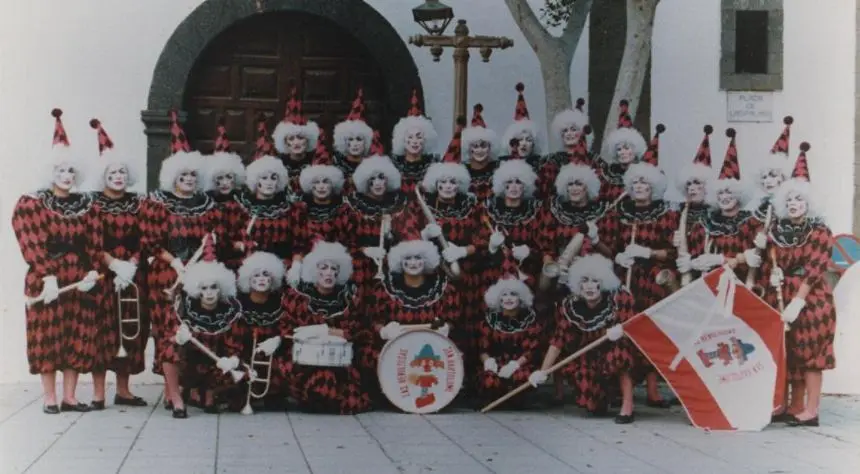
[241,330,275,415]
[116,282,142,358]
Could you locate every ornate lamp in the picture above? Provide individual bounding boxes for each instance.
[412,0,454,36]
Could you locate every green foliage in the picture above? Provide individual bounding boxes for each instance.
[539,0,580,27]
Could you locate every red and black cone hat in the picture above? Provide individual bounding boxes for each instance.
[283,86,307,125]
[791,142,811,181]
[169,109,192,153]
[771,116,793,154]
[442,116,467,163]
[719,128,741,180]
[89,118,114,155]
[693,125,714,167]
[346,86,384,154]
[51,109,70,147]
[471,104,487,128]
[313,126,331,165]
[252,113,274,160]
[214,117,230,152]
[201,233,217,263]
[347,87,367,121]
[370,130,385,155]
[617,100,634,129]
[513,82,530,120]
[641,123,665,167]
[407,88,423,117]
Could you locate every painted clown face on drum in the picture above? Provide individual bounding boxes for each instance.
[250,270,273,293]
[505,178,524,200]
[104,163,129,191]
[685,178,706,204]
[405,128,425,155]
[616,142,636,165]
[53,164,77,192]
[562,125,581,147]
[499,289,521,311]
[761,169,784,194]
[717,188,739,212]
[402,254,425,276]
[436,176,459,200]
[578,276,602,303]
[316,261,339,290]
[214,172,235,195]
[312,176,333,200]
[631,176,653,202]
[785,192,808,219]
[516,132,535,156]
[347,136,366,157]
[566,179,588,205]
[286,134,308,155]
[368,172,387,197]
[199,281,220,309]
[175,169,198,195]
[257,172,279,197]
[469,140,490,163]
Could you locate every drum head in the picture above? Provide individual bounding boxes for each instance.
[377,329,464,414]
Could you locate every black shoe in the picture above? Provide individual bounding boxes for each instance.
[43,405,60,415]
[90,400,106,411]
[786,415,819,427]
[115,395,148,407]
[60,402,91,413]
[645,398,672,409]
[203,404,220,414]
[172,407,188,419]
[771,412,793,423]
[615,413,635,424]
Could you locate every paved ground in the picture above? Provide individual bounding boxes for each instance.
[0,383,858,474]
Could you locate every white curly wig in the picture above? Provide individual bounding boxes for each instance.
[391,116,438,156]
[492,159,538,198]
[550,109,591,153]
[484,276,534,310]
[754,153,794,190]
[300,241,353,285]
[388,240,441,274]
[43,146,89,191]
[566,254,622,294]
[244,155,289,194]
[773,178,821,220]
[555,163,601,200]
[501,120,542,156]
[675,163,715,196]
[706,178,752,209]
[158,150,204,193]
[272,120,320,155]
[601,127,647,164]
[421,162,471,194]
[353,155,402,194]
[183,261,237,301]
[237,251,286,294]
[623,162,667,200]
[93,151,139,191]
[461,126,500,163]
[332,120,373,156]
[299,164,345,195]
[201,152,246,192]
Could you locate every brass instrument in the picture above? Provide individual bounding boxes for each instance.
[415,188,461,279]
[481,215,528,281]
[172,297,246,383]
[241,330,275,415]
[540,234,585,292]
[677,201,692,286]
[769,247,790,333]
[373,215,391,280]
[25,273,105,308]
[115,282,142,358]
[747,204,773,297]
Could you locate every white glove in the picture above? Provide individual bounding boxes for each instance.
[109,259,137,283]
[498,360,520,379]
[511,245,530,262]
[435,323,450,338]
[769,267,784,288]
[421,223,443,240]
[40,276,60,304]
[692,253,724,272]
[483,357,499,373]
[672,231,682,248]
[76,270,99,292]
[743,248,762,268]
[558,268,569,285]
[287,262,301,287]
[587,221,600,244]
[256,336,281,356]
[607,324,624,342]
[170,257,185,275]
[216,356,240,374]
[754,233,767,250]
[379,321,402,341]
[781,297,805,324]
[615,252,634,269]
[676,252,692,273]
[294,324,329,340]
[528,370,548,388]
[442,244,468,263]
[113,275,131,291]
[174,323,192,345]
[488,231,505,254]
[362,246,386,261]
[625,244,652,259]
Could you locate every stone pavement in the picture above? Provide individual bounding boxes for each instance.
[1,383,858,474]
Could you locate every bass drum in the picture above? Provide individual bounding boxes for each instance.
[824,260,860,395]
[377,329,464,414]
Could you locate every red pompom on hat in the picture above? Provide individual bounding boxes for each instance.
[771,115,793,154]
[641,123,665,167]
[52,108,70,147]
[575,97,586,113]
[513,82,530,121]
[470,103,487,128]
[89,118,114,155]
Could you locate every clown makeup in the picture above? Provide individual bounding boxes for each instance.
[312,176,333,201]
[405,128,425,155]
[505,178,524,201]
[368,172,387,197]
[786,192,808,220]
[469,140,490,163]
[761,170,784,195]
[175,169,198,196]
[516,132,534,156]
[104,163,129,192]
[567,179,588,205]
[631,176,653,203]
[249,270,273,293]
[717,188,739,213]
[316,261,339,291]
[562,125,581,148]
[286,134,308,156]
[347,136,366,157]
[499,289,521,312]
[616,143,636,165]
[436,176,459,200]
[402,254,425,276]
[53,164,76,192]
[214,172,235,195]
[579,276,602,304]
[199,281,220,309]
[685,178,706,204]
[257,172,279,198]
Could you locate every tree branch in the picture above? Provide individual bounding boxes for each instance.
[504,0,555,52]
[560,0,593,50]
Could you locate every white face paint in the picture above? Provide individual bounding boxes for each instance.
[505,179,524,200]
[579,276,602,303]
[53,163,76,191]
[287,134,308,155]
[516,133,534,156]
[312,176,332,200]
[686,179,706,204]
[347,136,366,156]
[405,128,425,155]
[717,188,739,212]
[436,177,458,200]
[257,172,279,197]
[199,281,220,307]
[316,261,339,290]
[214,172,235,195]
[562,125,581,147]
[761,170,784,194]
[786,192,808,219]
[402,255,425,276]
[469,140,490,163]
[368,172,387,197]
[567,179,588,204]
[175,170,198,194]
[250,270,273,292]
[616,143,636,165]
[104,163,128,191]
[631,176,652,201]
[499,289,520,311]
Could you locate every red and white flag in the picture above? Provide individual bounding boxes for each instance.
[624,267,786,431]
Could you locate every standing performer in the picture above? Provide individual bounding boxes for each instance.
[674,126,715,229]
[281,241,372,414]
[88,118,148,409]
[768,144,835,427]
[529,255,638,423]
[499,83,544,177]
[273,86,320,195]
[202,125,246,269]
[541,99,593,198]
[390,89,440,194]
[747,116,794,222]
[299,164,353,243]
[332,87,382,187]
[233,155,308,287]
[596,107,659,202]
[476,276,543,409]
[12,109,103,414]
[462,104,500,201]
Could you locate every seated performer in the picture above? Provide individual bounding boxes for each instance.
[280,241,371,414]
[299,164,353,243]
[529,254,637,423]
[462,104,500,201]
[390,90,440,194]
[273,87,320,194]
[499,83,544,176]
[596,108,650,202]
[476,276,543,409]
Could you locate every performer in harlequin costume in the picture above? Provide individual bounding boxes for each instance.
[767,143,835,427]
[529,254,638,423]
[746,116,794,223]
[541,99,594,198]
[596,104,660,202]
[390,89,440,194]
[201,123,246,268]
[499,83,544,177]
[298,164,354,243]
[476,276,543,409]
[332,87,384,188]
[175,255,243,416]
[673,125,715,230]
[232,155,308,287]
[87,118,149,410]
[344,155,409,285]
[272,86,320,195]
[279,241,371,414]
[11,109,103,414]
[461,104,500,201]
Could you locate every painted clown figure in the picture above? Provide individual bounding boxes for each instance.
[202,146,246,268]
[476,276,544,409]
[272,87,321,195]
[746,116,795,224]
[409,344,446,409]
[529,255,638,424]
[298,164,354,244]
[461,104,500,201]
[674,126,716,232]
[596,108,661,202]
[280,241,372,414]
[499,83,544,178]
[331,87,381,187]
[390,90,440,194]
[12,109,104,414]
[541,99,594,197]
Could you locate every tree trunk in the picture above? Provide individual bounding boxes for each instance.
[602,0,659,144]
[539,48,574,131]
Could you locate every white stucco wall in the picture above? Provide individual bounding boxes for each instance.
[0,0,853,383]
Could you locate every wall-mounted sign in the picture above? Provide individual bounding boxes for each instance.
[726,91,774,123]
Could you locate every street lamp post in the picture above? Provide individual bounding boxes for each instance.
[409,2,513,133]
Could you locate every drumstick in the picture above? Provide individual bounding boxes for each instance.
[625,223,637,289]
[26,274,105,308]
[482,216,528,281]
[175,330,246,383]
[163,232,215,298]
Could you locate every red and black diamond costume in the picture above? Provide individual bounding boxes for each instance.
[475,305,543,405]
[272,86,320,195]
[537,197,602,268]
[343,189,409,285]
[484,196,543,284]
[233,189,309,265]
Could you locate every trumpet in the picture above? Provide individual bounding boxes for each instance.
[116,282,142,358]
[241,330,275,416]
[539,234,585,292]
[415,188,461,280]
[373,215,391,281]
[769,247,790,333]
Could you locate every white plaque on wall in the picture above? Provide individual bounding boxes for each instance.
[726,92,774,123]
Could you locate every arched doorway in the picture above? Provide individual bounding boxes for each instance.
[142,0,423,190]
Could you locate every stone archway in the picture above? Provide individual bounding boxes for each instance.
[142,0,423,190]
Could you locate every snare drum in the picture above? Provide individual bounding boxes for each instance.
[377,329,464,414]
[292,335,353,368]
